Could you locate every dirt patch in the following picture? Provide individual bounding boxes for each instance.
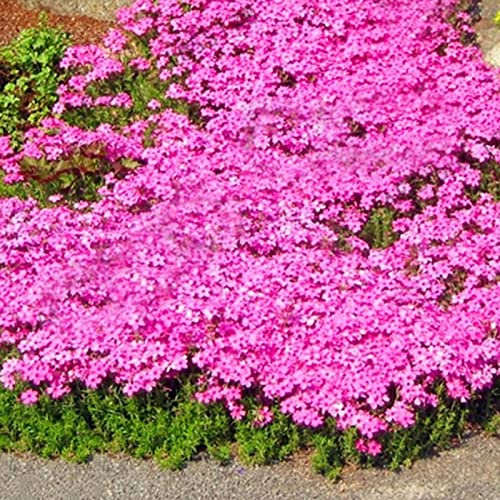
[0,0,114,47]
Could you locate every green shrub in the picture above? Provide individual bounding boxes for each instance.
[359,206,399,249]
[0,19,200,208]
[0,14,70,148]
[0,15,71,206]
[61,33,200,132]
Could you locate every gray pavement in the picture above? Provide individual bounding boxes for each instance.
[0,433,498,499]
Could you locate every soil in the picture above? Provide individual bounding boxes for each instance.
[0,0,115,47]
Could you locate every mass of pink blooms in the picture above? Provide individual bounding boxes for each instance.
[0,0,499,454]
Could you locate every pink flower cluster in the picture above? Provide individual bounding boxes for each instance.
[0,0,499,454]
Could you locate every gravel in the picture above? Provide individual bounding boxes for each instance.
[0,0,114,47]
[0,433,498,499]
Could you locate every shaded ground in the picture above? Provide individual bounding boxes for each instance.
[0,433,498,499]
[476,0,500,65]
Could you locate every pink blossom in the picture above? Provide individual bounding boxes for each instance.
[19,389,39,406]
[0,0,498,455]
[356,439,383,456]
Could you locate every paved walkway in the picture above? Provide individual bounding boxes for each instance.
[20,0,134,21]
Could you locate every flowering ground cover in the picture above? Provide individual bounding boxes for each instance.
[0,0,498,477]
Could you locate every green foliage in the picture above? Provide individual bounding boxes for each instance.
[0,16,72,205]
[494,11,500,27]
[305,423,363,481]
[438,268,468,309]
[0,171,28,199]
[0,379,234,468]
[154,382,233,469]
[381,382,470,471]
[0,14,70,148]
[0,376,497,479]
[472,160,500,202]
[467,379,500,437]
[61,35,200,132]
[359,206,398,249]
[0,21,203,208]
[0,388,104,461]
[235,405,302,465]
[308,420,345,481]
[484,413,500,436]
[0,143,143,208]
[19,143,143,206]
[460,156,500,203]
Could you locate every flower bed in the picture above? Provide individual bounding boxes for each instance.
[0,0,498,477]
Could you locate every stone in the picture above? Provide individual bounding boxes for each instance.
[485,42,500,67]
[476,0,500,67]
[19,0,134,21]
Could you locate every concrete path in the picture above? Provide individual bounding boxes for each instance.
[0,433,498,499]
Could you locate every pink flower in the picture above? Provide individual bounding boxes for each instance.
[356,438,382,456]
[129,57,151,71]
[147,99,162,110]
[253,406,274,427]
[386,402,416,428]
[103,29,128,54]
[19,389,39,406]
[0,136,13,158]
[0,0,498,450]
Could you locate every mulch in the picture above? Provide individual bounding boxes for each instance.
[0,0,115,47]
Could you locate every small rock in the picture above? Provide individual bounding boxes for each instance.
[485,43,500,67]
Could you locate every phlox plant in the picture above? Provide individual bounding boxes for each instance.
[0,0,499,478]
